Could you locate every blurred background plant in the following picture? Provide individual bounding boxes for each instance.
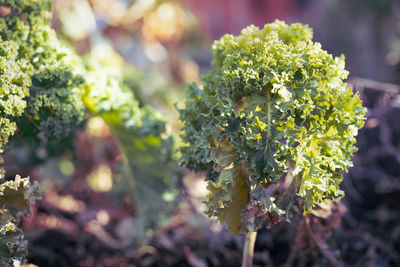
[0,0,399,266]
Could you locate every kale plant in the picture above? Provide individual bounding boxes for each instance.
[179,20,366,237]
[0,0,84,264]
[0,0,181,263]
[83,44,181,238]
[0,0,85,154]
[0,38,40,267]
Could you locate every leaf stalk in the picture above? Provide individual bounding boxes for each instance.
[241,231,257,267]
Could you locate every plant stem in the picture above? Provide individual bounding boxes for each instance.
[263,91,272,161]
[241,231,257,267]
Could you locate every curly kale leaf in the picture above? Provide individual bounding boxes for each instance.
[179,20,366,234]
[0,0,85,151]
[0,0,51,16]
[0,41,33,152]
[0,174,41,266]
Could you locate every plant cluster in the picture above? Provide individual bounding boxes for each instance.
[179,20,366,234]
[0,0,180,264]
[0,0,370,265]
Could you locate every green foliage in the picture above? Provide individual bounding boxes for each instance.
[0,173,41,266]
[0,0,85,150]
[0,41,33,152]
[2,0,181,251]
[0,0,87,263]
[179,20,366,234]
[0,39,40,263]
[83,46,165,137]
[0,0,51,16]
[84,44,181,238]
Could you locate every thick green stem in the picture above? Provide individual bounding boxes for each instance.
[241,231,257,267]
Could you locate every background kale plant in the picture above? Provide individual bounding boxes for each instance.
[0,0,180,264]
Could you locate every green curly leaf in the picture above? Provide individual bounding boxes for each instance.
[179,20,366,234]
[0,174,41,266]
[0,41,32,152]
[0,0,85,152]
